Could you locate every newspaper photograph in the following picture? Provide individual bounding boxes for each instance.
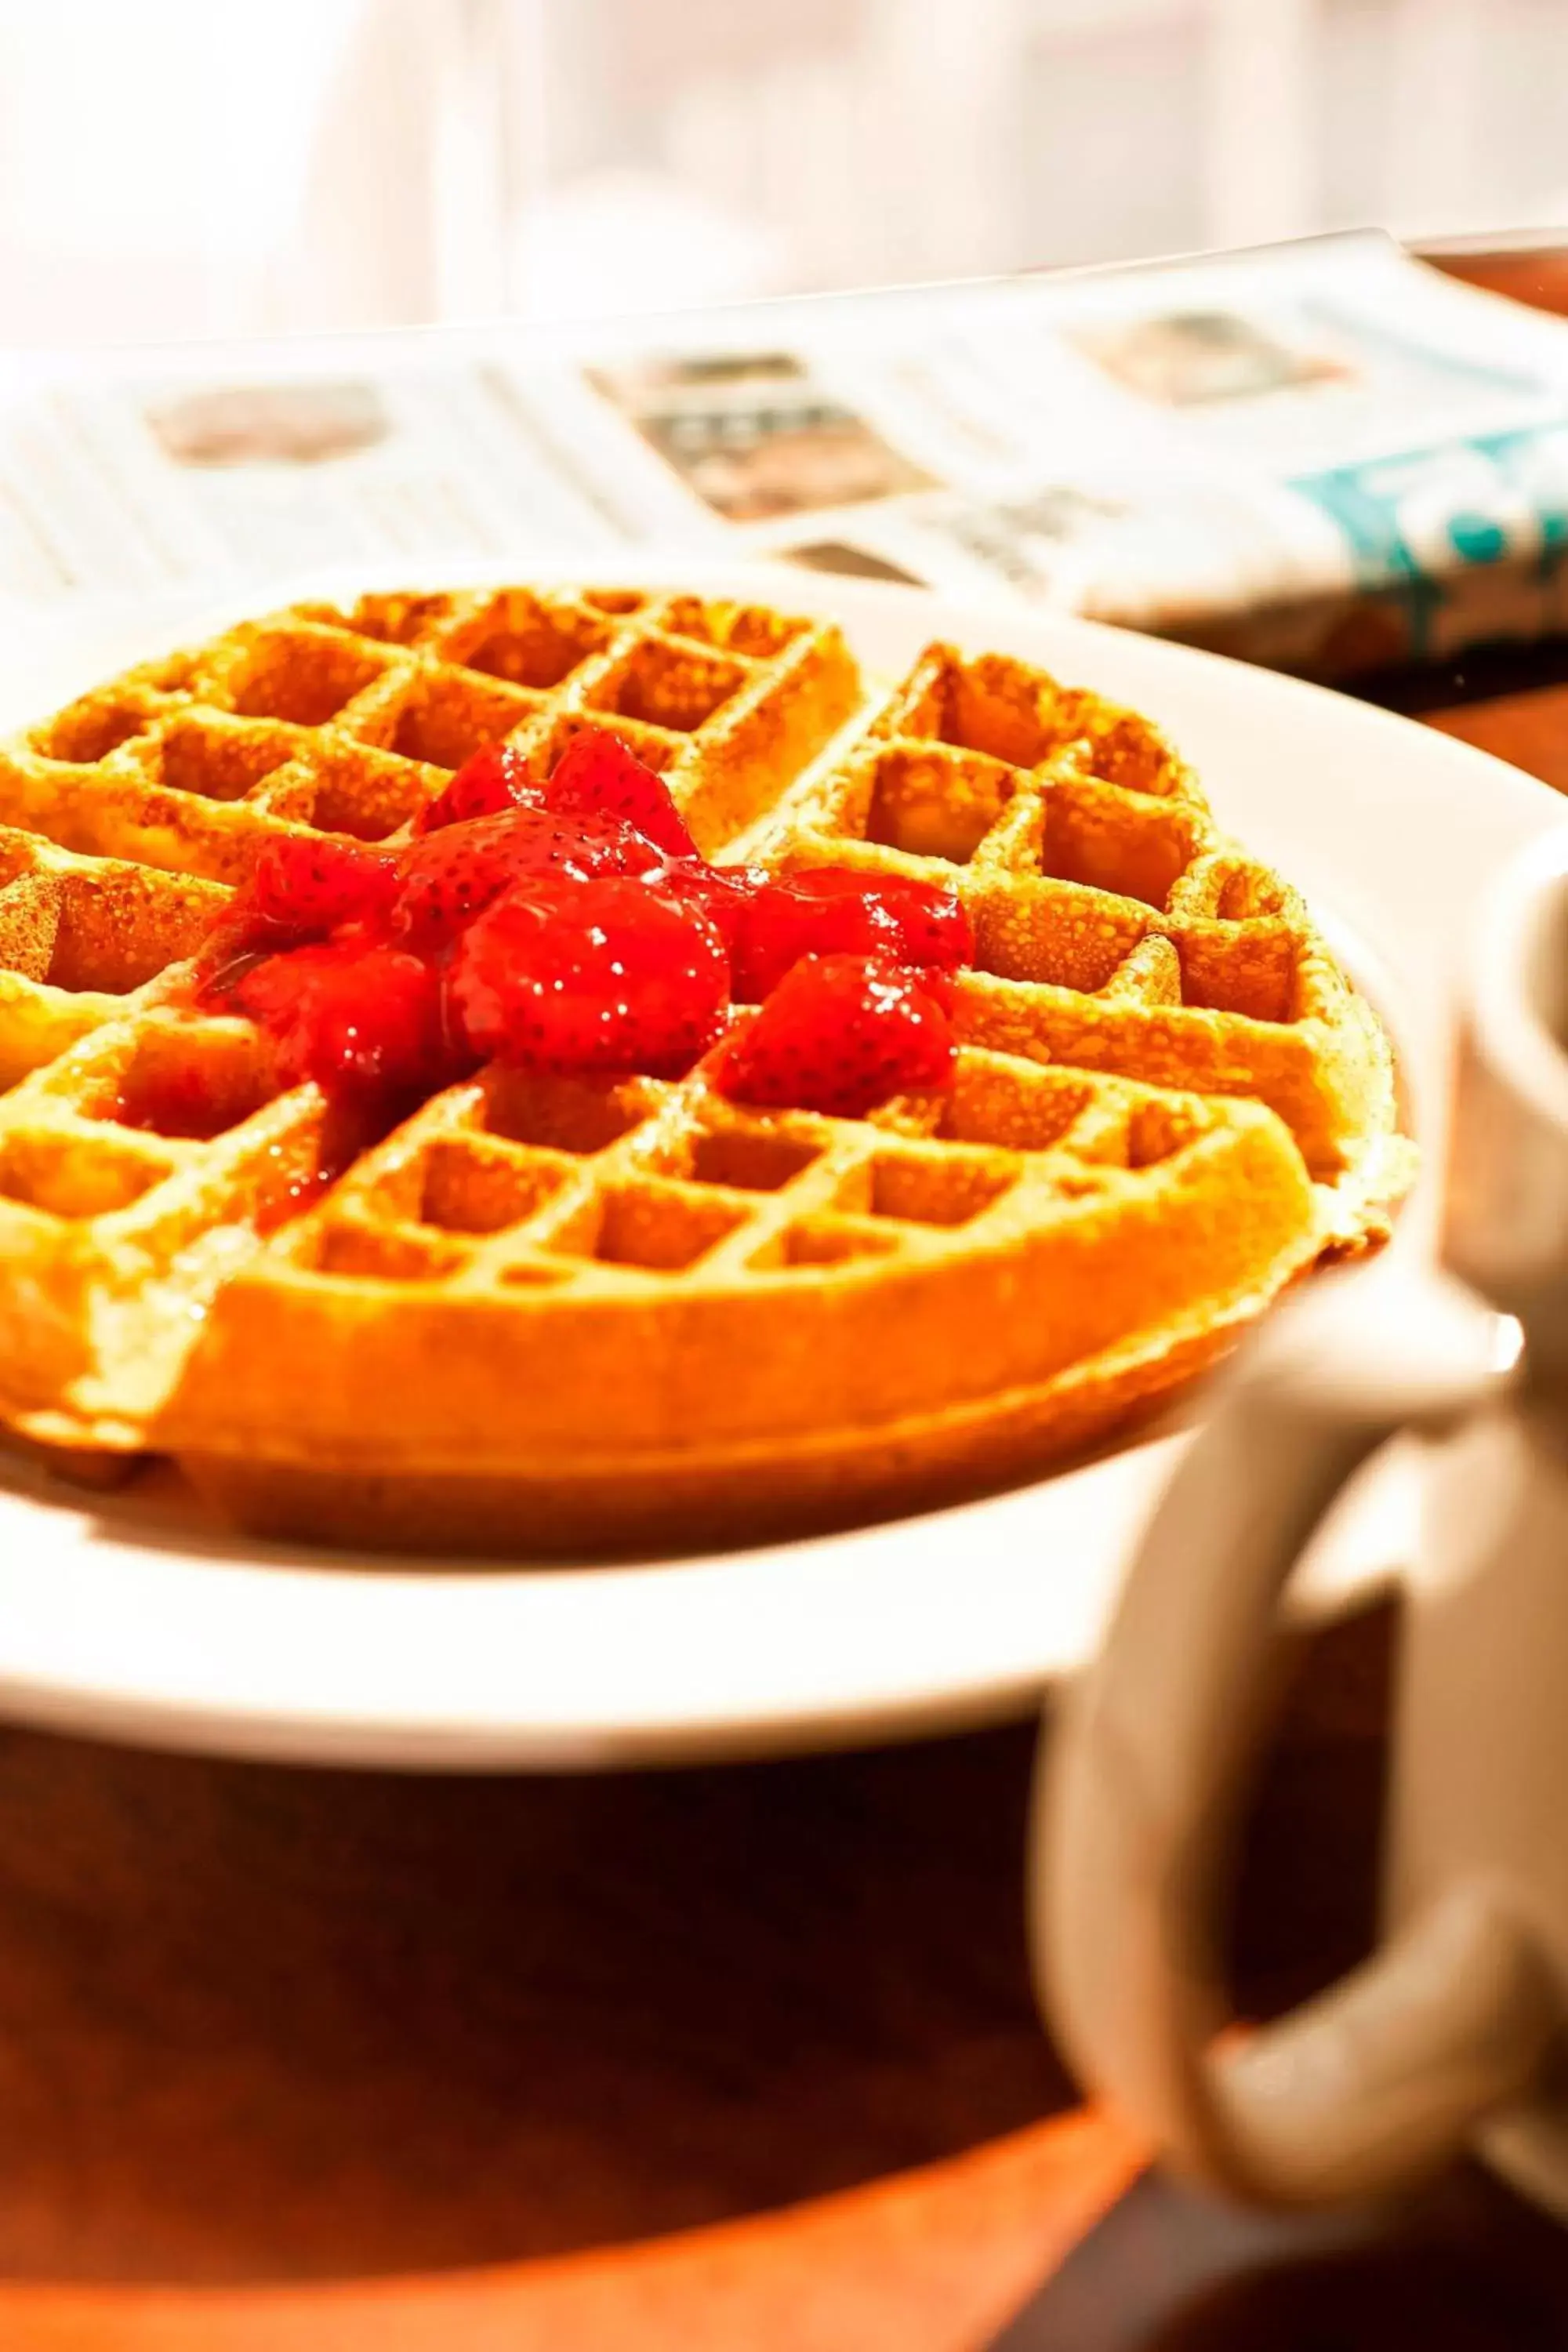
[583,352,933,523]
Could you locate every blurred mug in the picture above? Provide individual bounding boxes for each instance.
[1033,826,1568,2219]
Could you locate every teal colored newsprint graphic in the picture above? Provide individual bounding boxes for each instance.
[1292,426,1568,661]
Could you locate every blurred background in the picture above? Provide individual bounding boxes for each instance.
[2,0,1566,347]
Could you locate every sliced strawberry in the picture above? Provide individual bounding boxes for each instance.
[232,941,459,1096]
[907,962,960,1017]
[545,726,699,860]
[416,741,544,833]
[728,867,973,1001]
[189,935,272,1010]
[392,806,665,949]
[448,876,729,1076]
[650,860,770,955]
[713,952,955,1116]
[229,835,401,944]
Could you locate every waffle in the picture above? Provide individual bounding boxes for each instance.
[0,586,1410,1553]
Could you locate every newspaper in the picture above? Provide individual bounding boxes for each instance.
[5,229,1568,681]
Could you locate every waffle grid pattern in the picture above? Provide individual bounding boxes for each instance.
[0,985,1249,1290]
[0,825,227,1087]
[274,1048,1233,1297]
[0,586,861,881]
[781,644,1380,1176]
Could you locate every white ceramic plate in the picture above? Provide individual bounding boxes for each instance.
[0,561,1559,1770]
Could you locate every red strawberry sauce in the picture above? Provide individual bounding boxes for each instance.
[192,727,973,1116]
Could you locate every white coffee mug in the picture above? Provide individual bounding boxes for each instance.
[1034,826,1568,2219]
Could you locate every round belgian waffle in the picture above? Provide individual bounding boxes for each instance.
[0,584,1410,1553]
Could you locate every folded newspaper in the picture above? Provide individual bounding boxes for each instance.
[5,229,1568,681]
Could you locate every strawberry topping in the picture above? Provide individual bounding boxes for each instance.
[713,953,956,1116]
[545,726,699,860]
[392,806,666,949]
[651,859,771,955]
[229,940,459,1096]
[229,835,401,944]
[416,741,544,832]
[448,877,728,1076]
[187,730,974,1122]
[728,866,974,1001]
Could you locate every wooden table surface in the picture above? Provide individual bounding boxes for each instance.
[7,247,1568,2351]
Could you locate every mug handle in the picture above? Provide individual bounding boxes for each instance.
[1033,1258,1559,2208]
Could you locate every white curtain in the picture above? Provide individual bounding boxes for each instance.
[0,0,1546,346]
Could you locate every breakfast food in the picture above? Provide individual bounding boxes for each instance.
[0,583,1410,1552]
